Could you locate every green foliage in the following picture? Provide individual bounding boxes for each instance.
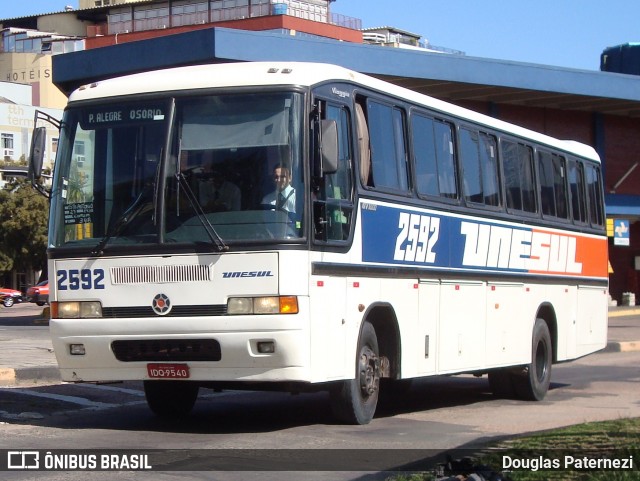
[0,178,49,275]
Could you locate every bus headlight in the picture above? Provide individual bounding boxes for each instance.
[227,296,298,315]
[53,301,103,319]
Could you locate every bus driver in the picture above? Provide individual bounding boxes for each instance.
[262,162,296,213]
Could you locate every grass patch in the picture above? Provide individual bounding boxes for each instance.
[388,418,640,481]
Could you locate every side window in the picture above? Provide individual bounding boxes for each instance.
[314,102,354,243]
[324,105,353,202]
[479,133,499,206]
[412,113,458,199]
[585,164,604,227]
[568,158,587,224]
[366,99,409,192]
[503,140,536,213]
[538,151,568,219]
[459,128,499,206]
[434,120,457,198]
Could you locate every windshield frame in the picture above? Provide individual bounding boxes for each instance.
[48,87,310,256]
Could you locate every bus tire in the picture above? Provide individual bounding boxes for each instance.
[330,321,380,425]
[514,318,552,401]
[143,380,199,418]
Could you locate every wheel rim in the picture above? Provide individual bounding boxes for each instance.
[358,345,380,398]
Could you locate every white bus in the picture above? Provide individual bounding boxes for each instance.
[29,62,608,425]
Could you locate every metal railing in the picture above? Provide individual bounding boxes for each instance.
[107,2,363,34]
[329,12,362,30]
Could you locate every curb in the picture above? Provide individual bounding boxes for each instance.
[608,308,640,318]
[603,341,640,353]
[0,366,60,385]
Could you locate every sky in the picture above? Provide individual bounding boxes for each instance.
[1,0,639,71]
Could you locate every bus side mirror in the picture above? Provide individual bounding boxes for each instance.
[319,119,338,176]
[28,126,47,182]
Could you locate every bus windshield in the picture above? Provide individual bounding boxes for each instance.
[49,92,305,250]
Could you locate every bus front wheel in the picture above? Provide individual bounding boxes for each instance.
[330,321,380,425]
[143,380,199,418]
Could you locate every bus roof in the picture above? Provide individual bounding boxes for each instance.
[68,61,600,162]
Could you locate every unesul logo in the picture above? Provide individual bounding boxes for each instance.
[151,293,172,316]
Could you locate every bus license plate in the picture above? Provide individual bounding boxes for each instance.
[147,363,190,379]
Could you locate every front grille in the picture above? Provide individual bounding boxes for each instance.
[112,339,221,362]
[111,264,211,285]
[102,304,227,318]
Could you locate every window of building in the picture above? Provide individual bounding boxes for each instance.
[172,0,209,26]
[1,133,14,150]
[74,141,86,167]
[108,8,133,34]
[134,2,170,31]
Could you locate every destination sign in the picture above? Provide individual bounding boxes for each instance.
[80,104,167,129]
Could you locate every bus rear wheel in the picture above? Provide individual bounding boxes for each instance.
[330,321,380,425]
[143,380,199,418]
[489,318,552,401]
[514,318,552,400]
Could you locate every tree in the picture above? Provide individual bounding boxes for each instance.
[0,178,49,278]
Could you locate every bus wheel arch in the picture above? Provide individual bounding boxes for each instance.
[535,303,558,363]
[363,303,401,379]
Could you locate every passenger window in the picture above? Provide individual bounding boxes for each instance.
[568,159,587,224]
[366,99,409,192]
[538,151,568,219]
[459,128,499,206]
[585,164,604,227]
[412,113,458,199]
[503,141,536,213]
[434,120,457,198]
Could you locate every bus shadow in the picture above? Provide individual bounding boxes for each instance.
[376,375,572,418]
[3,375,574,435]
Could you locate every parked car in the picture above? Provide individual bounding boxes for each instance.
[0,287,23,307]
[26,280,49,306]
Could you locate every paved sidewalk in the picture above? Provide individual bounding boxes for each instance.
[0,305,638,385]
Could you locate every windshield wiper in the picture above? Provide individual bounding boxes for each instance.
[175,171,228,252]
[91,185,153,256]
